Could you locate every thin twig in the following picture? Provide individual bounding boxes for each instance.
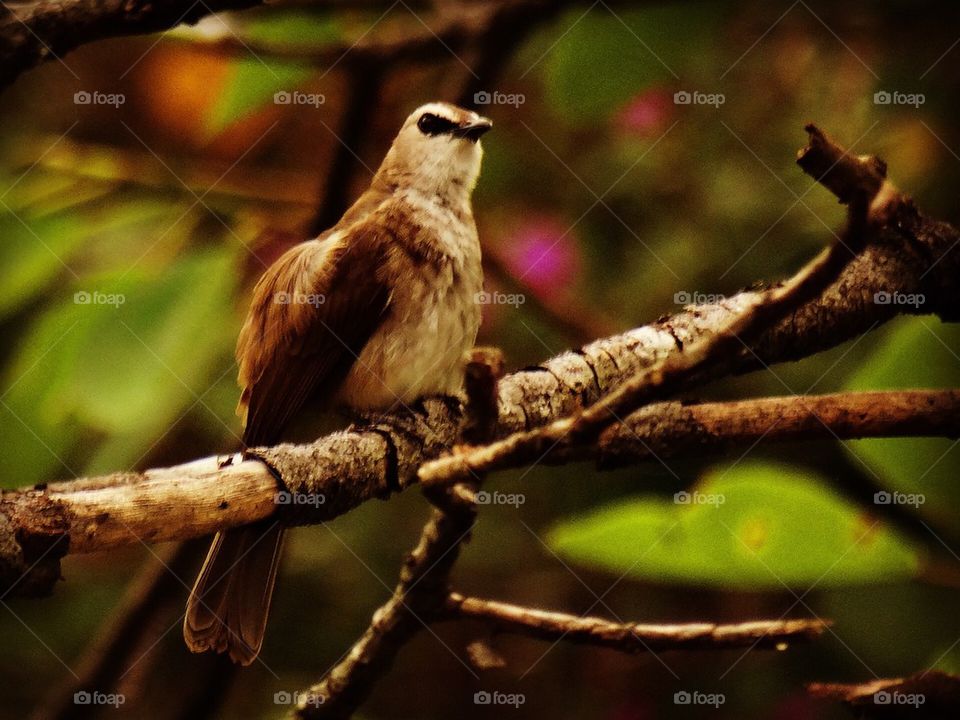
[293,505,477,720]
[442,593,829,653]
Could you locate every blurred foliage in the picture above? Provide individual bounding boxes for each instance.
[541,3,725,123]
[207,58,312,136]
[2,0,960,718]
[548,461,920,588]
[844,317,960,536]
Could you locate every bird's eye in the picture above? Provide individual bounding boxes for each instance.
[417,113,457,136]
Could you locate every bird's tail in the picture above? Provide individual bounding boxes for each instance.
[183,521,285,666]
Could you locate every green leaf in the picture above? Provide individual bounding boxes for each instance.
[74,248,240,470]
[0,299,87,487]
[0,197,174,319]
[842,317,960,530]
[547,461,920,589]
[206,57,312,135]
[0,247,240,487]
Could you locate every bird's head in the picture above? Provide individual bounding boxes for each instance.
[376,102,492,200]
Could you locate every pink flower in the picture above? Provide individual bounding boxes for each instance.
[616,88,672,135]
[501,217,581,296]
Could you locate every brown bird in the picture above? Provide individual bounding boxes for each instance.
[183,102,491,665]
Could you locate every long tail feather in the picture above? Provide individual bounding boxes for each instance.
[183,522,284,666]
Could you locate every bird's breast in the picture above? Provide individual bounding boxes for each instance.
[335,203,483,410]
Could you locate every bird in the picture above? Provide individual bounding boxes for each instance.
[183,102,492,665]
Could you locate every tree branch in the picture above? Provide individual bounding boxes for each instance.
[291,505,476,720]
[0,0,263,91]
[808,670,960,718]
[557,389,960,467]
[442,593,828,653]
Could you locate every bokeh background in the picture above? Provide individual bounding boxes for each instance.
[3,0,960,717]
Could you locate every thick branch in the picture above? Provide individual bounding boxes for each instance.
[0,0,263,91]
[443,593,828,652]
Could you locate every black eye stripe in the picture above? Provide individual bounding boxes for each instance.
[417,113,458,136]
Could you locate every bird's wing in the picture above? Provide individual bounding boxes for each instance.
[236,222,392,448]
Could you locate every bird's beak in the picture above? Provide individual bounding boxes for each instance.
[453,117,493,142]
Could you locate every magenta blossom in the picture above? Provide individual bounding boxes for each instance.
[501,217,581,296]
[616,88,672,135]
